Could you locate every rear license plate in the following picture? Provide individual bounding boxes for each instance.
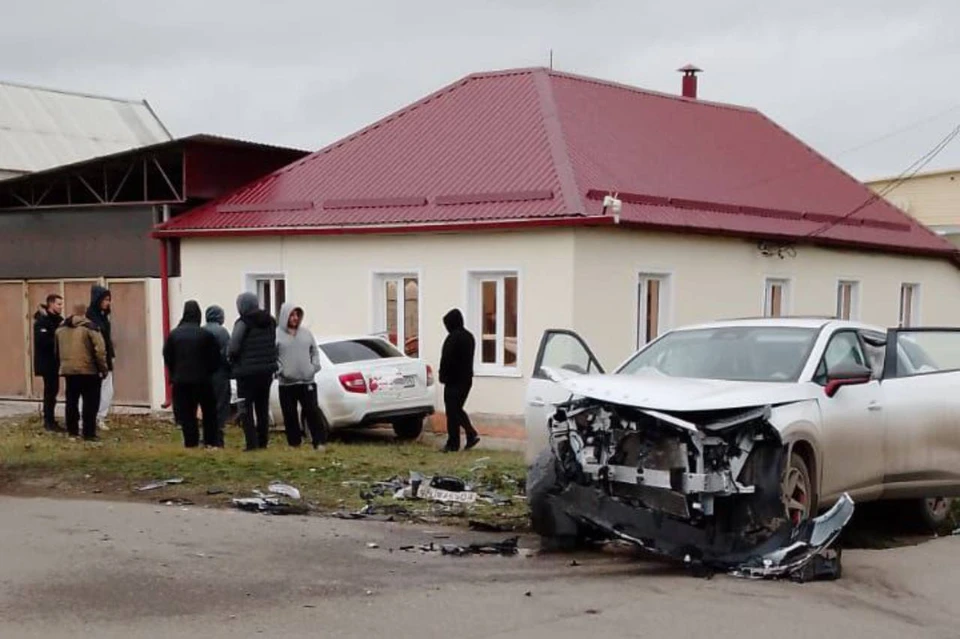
[402,375,417,388]
[417,485,477,504]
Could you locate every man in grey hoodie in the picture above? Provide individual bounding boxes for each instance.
[203,305,232,433]
[276,302,327,449]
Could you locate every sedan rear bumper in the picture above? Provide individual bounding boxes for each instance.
[356,405,435,427]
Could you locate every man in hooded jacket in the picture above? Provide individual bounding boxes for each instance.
[56,305,108,440]
[228,292,278,450]
[203,305,232,433]
[438,308,480,452]
[33,294,64,432]
[163,301,223,448]
[86,285,115,427]
[276,303,327,449]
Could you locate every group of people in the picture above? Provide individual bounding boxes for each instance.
[32,286,116,440]
[34,286,483,454]
[162,293,327,451]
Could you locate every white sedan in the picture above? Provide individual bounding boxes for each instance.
[231,335,436,439]
[524,318,960,568]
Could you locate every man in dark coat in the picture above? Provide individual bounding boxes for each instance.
[163,301,223,448]
[86,285,115,427]
[203,305,233,434]
[438,308,480,452]
[33,294,64,432]
[228,292,279,451]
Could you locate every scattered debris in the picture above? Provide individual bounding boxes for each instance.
[206,487,226,496]
[525,591,532,597]
[232,491,309,516]
[366,542,380,549]
[136,477,184,492]
[268,482,301,501]
[441,537,519,557]
[569,560,580,567]
[160,497,195,506]
[585,609,600,615]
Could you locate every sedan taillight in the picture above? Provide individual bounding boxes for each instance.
[426,365,435,387]
[339,372,368,394]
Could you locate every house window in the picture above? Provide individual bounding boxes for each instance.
[836,280,860,320]
[637,274,669,347]
[374,274,420,357]
[470,272,519,371]
[899,283,920,327]
[251,275,286,317]
[763,278,790,318]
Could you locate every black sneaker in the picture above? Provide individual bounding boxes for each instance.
[441,446,459,453]
[465,435,481,451]
[83,436,101,442]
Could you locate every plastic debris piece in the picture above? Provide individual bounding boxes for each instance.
[136,477,184,492]
[232,496,309,516]
[268,482,301,501]
[367,542,380,549]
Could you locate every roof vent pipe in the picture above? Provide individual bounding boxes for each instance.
[678,64,702,99]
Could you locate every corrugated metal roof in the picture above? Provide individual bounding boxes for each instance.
[157,68,956,258]
[0,80,172,175]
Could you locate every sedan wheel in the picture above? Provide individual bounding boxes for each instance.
[782,454,813,525]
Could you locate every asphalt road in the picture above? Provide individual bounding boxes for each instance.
[0,497,958,639]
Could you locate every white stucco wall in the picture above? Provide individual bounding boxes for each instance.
[178,231,576,419]
[176,227,960,423]
[572,228,960,369]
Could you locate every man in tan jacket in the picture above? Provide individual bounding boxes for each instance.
[56,305,108,440]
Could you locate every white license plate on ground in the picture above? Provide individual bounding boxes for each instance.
[417,485,477,504]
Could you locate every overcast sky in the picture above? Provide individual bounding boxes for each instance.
[2,0,958,180]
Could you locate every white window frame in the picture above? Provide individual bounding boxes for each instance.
[244,272,287,318]
[835,279,861,321]
[762,277,792,318]
[466,269,522,377]
[636,272,672,348]
[371,270,422,357]
[899,282,921,327]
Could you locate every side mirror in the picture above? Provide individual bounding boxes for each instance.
[824,363,873,398]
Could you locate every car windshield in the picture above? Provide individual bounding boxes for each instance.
[618,326,819,382]
[320,339,403,364]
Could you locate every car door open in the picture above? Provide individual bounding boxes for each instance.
[880,328,960,499]
[523,330,604,463]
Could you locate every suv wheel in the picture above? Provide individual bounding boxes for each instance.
[392,417,424,441]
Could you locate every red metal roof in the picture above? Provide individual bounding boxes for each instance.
[156,68,956,259]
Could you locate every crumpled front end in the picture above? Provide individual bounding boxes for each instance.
[540,397,852,577]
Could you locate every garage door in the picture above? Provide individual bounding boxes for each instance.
[105,280,150,405]
[0,282,27,397]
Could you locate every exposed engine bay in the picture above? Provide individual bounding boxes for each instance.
[532,397,854,579]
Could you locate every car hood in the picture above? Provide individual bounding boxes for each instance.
[551,372,820,412]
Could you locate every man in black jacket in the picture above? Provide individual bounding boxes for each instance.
[33,294,64,432]
[228,292,279,451]
[439,308,480,452]
[163,301,223,448]
[86,285,115,427]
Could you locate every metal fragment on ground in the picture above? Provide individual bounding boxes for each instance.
[267,482,302,501]
[136,478,184,492]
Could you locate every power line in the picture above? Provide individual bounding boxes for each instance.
[807,124,960,238]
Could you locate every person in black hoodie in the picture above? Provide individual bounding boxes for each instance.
[228,292,278,450]
[439,308,480,452]
[163,301,223,448]
[86,285,115,427]
[33,294,64,432]
[203,305,233,434]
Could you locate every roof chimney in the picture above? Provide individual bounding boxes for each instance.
[678,64,702,99]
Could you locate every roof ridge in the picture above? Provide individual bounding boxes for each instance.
[532,69,584,216]
[0,78,148,106]
[542,68,758,113]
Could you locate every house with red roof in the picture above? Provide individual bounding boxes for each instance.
[155,67,960,439]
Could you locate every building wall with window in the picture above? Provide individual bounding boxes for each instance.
[571,228,960,370]
[176,231,577,424]
[174,227,960,434]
